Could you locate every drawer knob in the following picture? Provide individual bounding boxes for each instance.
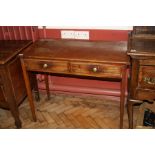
[92,67,97,72]
[143,77,155,85]
[43,63,48,68]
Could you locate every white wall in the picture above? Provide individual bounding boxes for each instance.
[38,26,133,30]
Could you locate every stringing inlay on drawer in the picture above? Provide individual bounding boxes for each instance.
[24,59,68,73]
[71,62,122,78]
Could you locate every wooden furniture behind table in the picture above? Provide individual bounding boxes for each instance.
[19,39,129,128]
[127,26,155,128]
[0,40,33,128]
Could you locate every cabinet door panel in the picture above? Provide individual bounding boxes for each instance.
[8,56,27,104]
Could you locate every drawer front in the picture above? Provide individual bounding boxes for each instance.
[138,66,155,90]
[24,59,69,73]
[140,59,155,66]
[135,89,155,101]
[71,62,122,78]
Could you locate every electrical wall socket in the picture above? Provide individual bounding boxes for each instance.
[61,30,89,40]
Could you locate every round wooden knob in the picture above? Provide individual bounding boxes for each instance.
[92,67,97,72]
[43,63,48,68]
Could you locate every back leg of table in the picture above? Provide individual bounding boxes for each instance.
[44,74,50,100]
[127,100,134,129]
[30,73,40,102]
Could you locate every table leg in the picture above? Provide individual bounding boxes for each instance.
[4,68,22,128]
[6,91,21,128]
[8,101,22,128]
[120,67,127,129]
[44,74,50,100]
[20,56,36,121]
[127,99,133,128]
[30,73,40,102]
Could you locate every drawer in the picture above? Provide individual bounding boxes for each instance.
[71,62,122,78]
[24,59,69,74]
[140,59,155,66]
[135,88,155,101]
[138,66,155,90]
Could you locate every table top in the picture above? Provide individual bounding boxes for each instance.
[0,40,32,64]
[22,39,130,65]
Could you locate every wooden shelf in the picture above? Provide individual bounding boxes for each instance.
[132,34,155,40]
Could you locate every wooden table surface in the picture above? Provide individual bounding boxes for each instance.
[22,39,129,65]
[0,40,32,64]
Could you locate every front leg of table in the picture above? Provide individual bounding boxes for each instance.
[20,55,36,122]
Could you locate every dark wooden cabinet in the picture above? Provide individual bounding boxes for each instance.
[0,40,32,128]
[127,26,155,128]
